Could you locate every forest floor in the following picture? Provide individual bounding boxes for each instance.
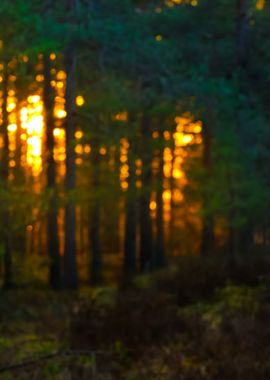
[1,256,270,379]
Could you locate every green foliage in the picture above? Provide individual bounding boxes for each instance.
[0,0,270,290]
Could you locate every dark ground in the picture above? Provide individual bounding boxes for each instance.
[1,256,270,379]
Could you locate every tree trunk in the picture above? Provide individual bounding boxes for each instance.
[239,224,253,255]
[14,108,24,183]
[237,0,250,69]
[90,144,102,285]
[154,140,165,268]
[124,139,137,274]
[44,53,61,289]
[169,137,176,253]
[201,122,215,257]
[63,0,79,289]
[139,114,153,271]
[1,62,12,288]
[236,0,254,255]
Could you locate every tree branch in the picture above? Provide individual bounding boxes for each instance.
[0,349,111,373]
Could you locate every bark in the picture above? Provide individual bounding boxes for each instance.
[63,0,79,289]
[124,139,137,274]
[154,141,165,268]
[236,0,254,255]
[1,62,12,288]
[90,144,102,285]
[169,139,176,252]
[239,224,253,255]
[14,108,23,182]
[226,164,238,267]
[139,114,153,271]
[201,122,215,257]
[237,0,250,69]
[44,53,61,289]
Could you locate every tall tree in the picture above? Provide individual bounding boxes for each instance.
[1,61,13,288]
[124,131,137,274]
[63,0,79,289]
[235,0,254,256]
[139,113,154,271]
[43,0,61,289]
[200,120,215,257]
[90,141,102,285]
[237,0,251,69]
[154,128,165,267]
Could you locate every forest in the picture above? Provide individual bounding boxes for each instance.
[0,0,270,378]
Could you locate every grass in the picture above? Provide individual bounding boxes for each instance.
[1,255,270,379]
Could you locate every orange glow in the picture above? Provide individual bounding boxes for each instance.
[182,134,193,144]
[194,135,202,144]
[7,102,16,112]
[136,180,142,188]
[165,0,174,7]
[121,181,128,191]
[9,75,16,82]
[76,95,85,106]
[75,144,83,154]
[1,65,203,242]
[184,122,202,134]
[18,94,44,176]
[120,155,128,163]
[75,157,83,165]
[164,147,173,162]
[115,112,128,121]
[36,74,44,82]
[56,81,64,89]
[53,128,63,137]
[7,124,17,132]
[173,168,184,179]
[173,189,184,203]
[55,109,67,119]
[120,138,129,148]
[174,132,193,146]
[56,70,66,80]
[150,201,157,211]
[163,190,171,202]
[256,0,265,9]
[163,131,170,140]
[84,144,91,154]
[27,95,40,103]
[164,203,171,212]
[164,163,172,178]
[75,130,83,139]
[21,107,28,121]
[99,146,107,155]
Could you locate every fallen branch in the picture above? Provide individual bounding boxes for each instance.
[0,349,110,373]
